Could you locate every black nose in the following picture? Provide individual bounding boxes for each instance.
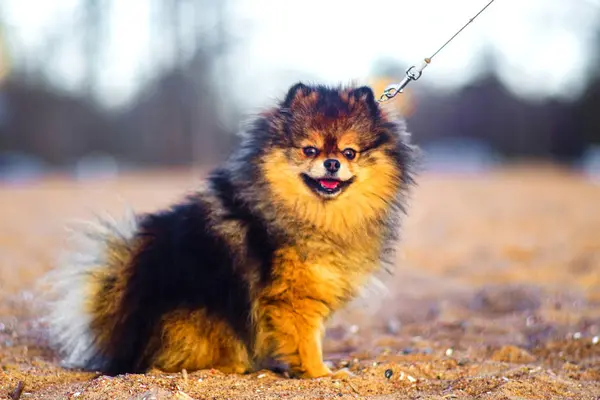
[324,159,340,173]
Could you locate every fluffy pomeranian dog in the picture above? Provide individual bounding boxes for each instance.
[45,83,416,379]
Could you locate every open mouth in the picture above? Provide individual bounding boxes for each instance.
[301,174,353,198]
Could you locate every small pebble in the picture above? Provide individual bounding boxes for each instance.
[348,325,359,334]
[73,392,81,398]
[257,373,266,379]
[407,375,417,383]
[445,348,454,357]
[592,336,599,345]
[573,332,582,340]
[384,369,393,379]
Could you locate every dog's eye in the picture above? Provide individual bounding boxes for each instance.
[303,147,319,157]
[342,148,356,160]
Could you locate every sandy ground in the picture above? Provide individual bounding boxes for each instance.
[1,165,599,399]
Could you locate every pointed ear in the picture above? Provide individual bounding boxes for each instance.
[283,82,314,108]
[351,86,375,102]
[349,86,379,116]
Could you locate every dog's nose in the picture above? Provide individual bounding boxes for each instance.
[324,159,340,173]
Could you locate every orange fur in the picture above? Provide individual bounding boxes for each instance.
[153,309,250,373]
[253,234,381,377]
[261,147,402,236]
[336,131,360,153]
[252,110,407,377]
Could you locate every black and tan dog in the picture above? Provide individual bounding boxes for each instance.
[45,83,416,378]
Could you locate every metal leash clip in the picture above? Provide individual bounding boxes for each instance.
[378,59,430,102]
[376,0,497,103]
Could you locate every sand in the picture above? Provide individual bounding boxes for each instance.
[1,165,599,399]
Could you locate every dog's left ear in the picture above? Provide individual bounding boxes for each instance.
[283,82,316,109]
[349,86,379,116]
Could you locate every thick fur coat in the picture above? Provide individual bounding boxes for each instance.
[45,83,416,378]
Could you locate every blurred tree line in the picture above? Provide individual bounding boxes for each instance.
[0,0,238,170]
[375,41,600,165]
[0,1,599,172]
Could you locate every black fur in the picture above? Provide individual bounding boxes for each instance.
[350,86,379,118]
[209,168,282,285]
[101,193,261,375]
[283,82,312,108]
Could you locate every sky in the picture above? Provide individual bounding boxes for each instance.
[1,0,600,109]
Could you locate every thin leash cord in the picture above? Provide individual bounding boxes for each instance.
[378,0,497,102]
[429,0,496,61]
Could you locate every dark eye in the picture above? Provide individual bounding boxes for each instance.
[342,148,356,160]
[303,146,319,157]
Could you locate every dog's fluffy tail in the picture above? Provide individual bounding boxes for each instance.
[40,209,139,371]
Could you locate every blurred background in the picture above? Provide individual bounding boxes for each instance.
[1,4,600,396]
[0,0,600,182]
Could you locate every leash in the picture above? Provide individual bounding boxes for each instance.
[377,0,498,103]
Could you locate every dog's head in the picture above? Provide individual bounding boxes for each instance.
[257,83,414,232]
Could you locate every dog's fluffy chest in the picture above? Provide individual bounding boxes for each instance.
[266,235,380,309]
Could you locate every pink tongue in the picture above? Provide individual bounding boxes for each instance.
[319,179,340,190]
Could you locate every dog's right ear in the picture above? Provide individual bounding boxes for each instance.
[349,86,379,117]
[282,82,315,109]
